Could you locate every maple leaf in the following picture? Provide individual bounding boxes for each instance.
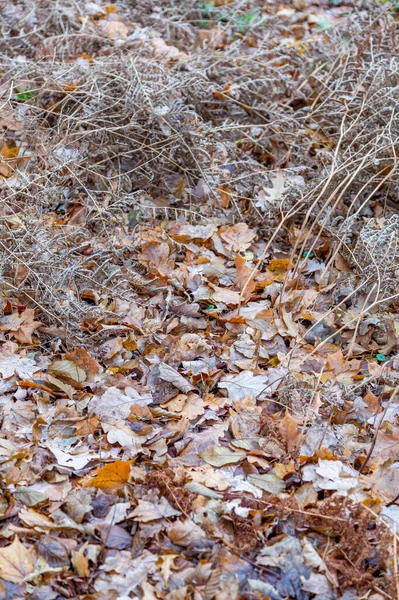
[83,460,133,490]
[0,537,35,583]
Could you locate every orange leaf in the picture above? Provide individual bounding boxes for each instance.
[234,254,256,296]
[278,410,303,453]
[1,140,19,160]
[0,141,19,177]
[268,258,291,273]
[83,460,133,490]
[64,347,101,381]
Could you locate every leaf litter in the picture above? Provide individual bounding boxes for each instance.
[0,0,399,598]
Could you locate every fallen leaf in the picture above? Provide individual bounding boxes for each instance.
[219,370,278,402]
[200,445,246,467]
[48,359,86,384]
[129,498,180,522]
[247,473,285,494]
[83,460,133,490]
[158,363,195,393]
[104,20,129,40]
[0,537,35,583]
[220,223,256,252]
[0,354,37,379]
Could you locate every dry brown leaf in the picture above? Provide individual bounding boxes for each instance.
[104,20,129,40]
[234,254,256,296]
[48,359,86,384]
[64,347,102,381]
[0,536,35,583]
[278,410,303,452]
[220,223,256,252]
[200,445,246,467]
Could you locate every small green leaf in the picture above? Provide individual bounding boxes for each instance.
[376,353,387,362]
[16,88,34,101]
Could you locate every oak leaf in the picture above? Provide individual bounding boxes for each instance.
[220,223,256,252]
[0,309,42,344]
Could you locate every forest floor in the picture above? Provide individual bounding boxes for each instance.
[1,1,399,598]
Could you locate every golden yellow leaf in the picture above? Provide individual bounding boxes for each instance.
[0,536,35,583]
[83,460,133,490]
[268,258,291,273]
